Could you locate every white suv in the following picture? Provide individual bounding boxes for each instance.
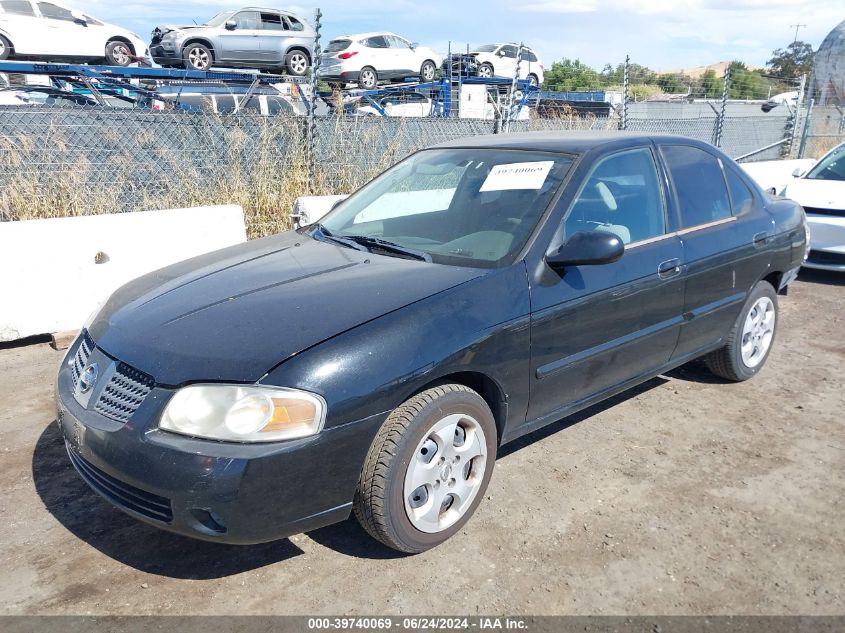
[319,32,442,89]
[0,0,148,66]
[469,43,544,87]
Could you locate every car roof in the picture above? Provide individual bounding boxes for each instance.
[238,7,303,16]
[335,32,400,39]
[431,131,701,154]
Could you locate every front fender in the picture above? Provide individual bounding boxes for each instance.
[260,264,531,436]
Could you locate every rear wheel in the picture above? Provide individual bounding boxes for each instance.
[105,40,132,66]
[359,66,377,89]
[527,73,539,87]
[354,384,497,553]
[0,35,12,60]
[704,280,778,381]
[285,50,309,76]
[183,43,212,71]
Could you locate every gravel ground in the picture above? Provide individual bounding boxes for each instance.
[0,269,843,616]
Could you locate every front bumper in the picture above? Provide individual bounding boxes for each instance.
[56,336,385,544]
[804,213,845,272]
[150,43,182,66]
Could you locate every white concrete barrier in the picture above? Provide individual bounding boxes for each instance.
[0,205,247,342]
[741,159,816,194]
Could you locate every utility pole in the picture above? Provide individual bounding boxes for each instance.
[790,24,806,45]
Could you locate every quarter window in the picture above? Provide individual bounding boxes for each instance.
[724,165,755,214]
[564,148,665,244]
[1,0,35,15]
[286,16,304,31]
[662,145,732,228]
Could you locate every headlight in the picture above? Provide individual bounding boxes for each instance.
[159,385,326,443]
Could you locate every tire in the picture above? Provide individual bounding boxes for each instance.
[419,59,436,82]
[478,62,494,78]
[358,66,378,90]
[285,50,309,76]
[704,280,778,381]
[0,35,12,60]
[183,43,213,71]
[105,40,133,66]
[527,73,539,88]
[354,384,497,553]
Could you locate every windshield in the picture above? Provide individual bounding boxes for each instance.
[806,145,845,182]
[205,11,235,27]
[319,148,574,268]
[473,44,498,53]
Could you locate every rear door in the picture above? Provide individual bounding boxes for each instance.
[658,142,775,360]
[217,10,262,63]
[528,146,685,425]
[362,35,392,76]
[257,11,287,64]
[0,0,41,54]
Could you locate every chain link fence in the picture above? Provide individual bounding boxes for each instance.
[1,100,842,237]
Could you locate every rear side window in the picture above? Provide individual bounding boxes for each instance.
[364,36,388,48]
[260,13,285,30]
[325,39,350,52]
[724,165,755,214]
[662,145,732,228]
[564,148,665,244]
[37,2,73,20]
[1,0,35,15]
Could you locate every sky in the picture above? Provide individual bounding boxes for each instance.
[72,0,844,72]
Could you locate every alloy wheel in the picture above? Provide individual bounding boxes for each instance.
[188,47,210,70]
[290,52,308,75]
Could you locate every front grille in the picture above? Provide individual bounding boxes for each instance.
[69,330,94,391]
[67,447,173,523]
[804,206,845,217]
[807,250,845,266]
[94,363,155,423]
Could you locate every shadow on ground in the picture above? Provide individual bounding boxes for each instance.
[797,268,845,287]
[32,420,304,578]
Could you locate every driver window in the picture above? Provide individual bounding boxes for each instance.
[564,148,665,245]
[233,11,260,29]
[37,2,74,21]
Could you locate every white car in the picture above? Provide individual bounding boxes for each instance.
[357,92,433,117]
[782,143,845,271]
[469,43,544,87]
[0,0,148,66]
[761,90,798,113]
[318,32,442,89]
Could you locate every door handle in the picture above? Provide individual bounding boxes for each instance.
[753,232,771,247]
[657,258,682,279]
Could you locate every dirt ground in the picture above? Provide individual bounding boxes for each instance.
[0,269,843,616]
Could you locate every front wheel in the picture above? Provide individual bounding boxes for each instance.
[478,62,494,78]
[704,280,778,381]
[285,50,309,76]
[420,60,436,82]
[105,40,133,66]
[183,43,212,71]
[354,384,497,553]
[0,35,12,60]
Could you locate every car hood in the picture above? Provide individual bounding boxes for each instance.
[89,232,484,386]
[783,178,845,210]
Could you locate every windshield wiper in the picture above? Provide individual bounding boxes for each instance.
[310,224,368,252]
[337,235,432,262]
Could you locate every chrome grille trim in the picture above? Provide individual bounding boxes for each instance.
[94,362,155,423]
[70,330,94,391]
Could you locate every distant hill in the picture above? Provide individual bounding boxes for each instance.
[656,61,763,78]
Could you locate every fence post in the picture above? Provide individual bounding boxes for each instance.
[783,73,806,159]
[503,42,524,133]
[713,65,731,147]
[797,98,815,158]
[620,55,629,131]
[306,7,322,194]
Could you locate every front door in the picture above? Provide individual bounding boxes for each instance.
[217,10,262,63]
[528,146,686,426]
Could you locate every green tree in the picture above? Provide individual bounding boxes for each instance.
[766,41,815,79]
[727,61,770,100]
[542,58,601,91]
[700,69,722,99]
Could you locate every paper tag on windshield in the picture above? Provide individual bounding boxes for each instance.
[479,161,554,192]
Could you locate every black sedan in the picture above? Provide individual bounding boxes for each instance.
[56,133,807,553]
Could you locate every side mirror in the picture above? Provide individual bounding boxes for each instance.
[409,42,418,49]
[791,167,804,178]
[545,231,625,270]
[224,20,237,30]
[71,10,87,24]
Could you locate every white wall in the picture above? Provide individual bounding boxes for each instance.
[0,205,247,342]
